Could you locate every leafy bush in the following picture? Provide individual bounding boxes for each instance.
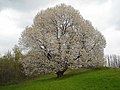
[0,59,21,84]
[0,50,24,85]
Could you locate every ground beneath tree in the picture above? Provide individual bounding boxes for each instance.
[0,68,120,90]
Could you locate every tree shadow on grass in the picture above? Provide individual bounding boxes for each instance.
[36,69,93,82]
[61,69,93,79]
[27,67,112,83]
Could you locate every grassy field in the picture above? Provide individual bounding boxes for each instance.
[0,68,120,90]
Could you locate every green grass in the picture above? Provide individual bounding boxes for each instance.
[0,68,120,90]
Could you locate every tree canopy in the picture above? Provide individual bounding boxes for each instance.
[19,4,106,77]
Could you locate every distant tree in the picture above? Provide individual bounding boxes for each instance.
[105,55,120,68]
[2,51,13,60]
[19,4,106,77]
[12,45,22,61]
[0,50,23,84]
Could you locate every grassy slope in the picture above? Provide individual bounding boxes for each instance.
[0,68,120,90]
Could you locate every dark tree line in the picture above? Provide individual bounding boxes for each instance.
[0,45,24,85]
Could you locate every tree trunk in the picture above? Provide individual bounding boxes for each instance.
[56,68,67,78]
[56,71,64,78]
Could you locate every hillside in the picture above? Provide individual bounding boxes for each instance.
[0,68,120,90]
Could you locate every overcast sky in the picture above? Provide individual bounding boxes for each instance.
[0,0,120,55]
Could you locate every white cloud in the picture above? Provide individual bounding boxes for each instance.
[0,8,21,36]
[0,8,40,54]
[0,8,22,53]
[102,26,120,55]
